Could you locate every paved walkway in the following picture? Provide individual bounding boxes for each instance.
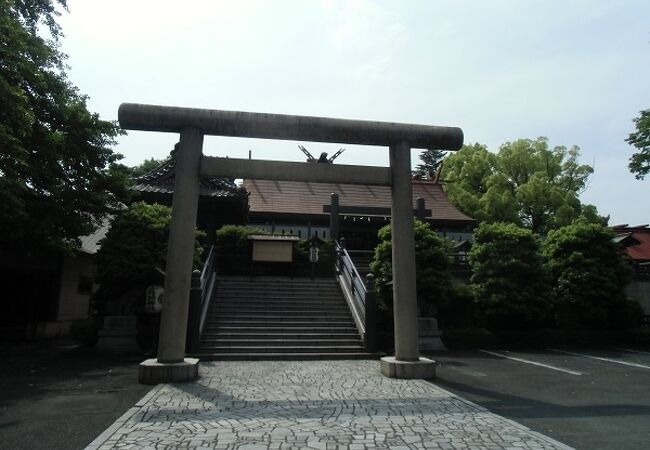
[86,361,572,450]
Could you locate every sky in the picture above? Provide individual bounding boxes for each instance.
[57,0,650,226]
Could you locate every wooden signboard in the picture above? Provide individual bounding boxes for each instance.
[249,235,299,263]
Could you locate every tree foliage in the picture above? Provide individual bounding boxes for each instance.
[442,138,599,234]
[543,220,639,329]
[469,222,551,328]
[370,219,452,314]
[94,202,203,310]
[415,149,446,178]
[0,0,124,252]
[95,202,173,289]
[214,225,267,274]
[626,109,650,180]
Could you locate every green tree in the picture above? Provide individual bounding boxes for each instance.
[469,222,551,328]
[95,203,172,290]
[0,0,124,252]
[442,138,598,234]
[415,149,446,178]
[370,219,452,315]
[94,202,203,312]
[543,220,639,329]
[128,156,171,178]
[626,109,650,180]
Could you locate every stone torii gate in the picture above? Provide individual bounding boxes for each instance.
[118,104,463,383]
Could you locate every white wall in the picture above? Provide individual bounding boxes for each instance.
[57,255,95,322]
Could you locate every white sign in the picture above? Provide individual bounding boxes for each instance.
[145,285,164,313]
[309,246,320,263]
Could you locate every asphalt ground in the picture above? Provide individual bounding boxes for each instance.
[429,347,650,450]
[0,341,150,450]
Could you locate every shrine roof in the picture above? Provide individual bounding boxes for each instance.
[613,224,650,261]
[242,179,474,223]
[132,154,247,198]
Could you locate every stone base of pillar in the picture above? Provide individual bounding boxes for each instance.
[138,358,199,385]
[380,356,437,379]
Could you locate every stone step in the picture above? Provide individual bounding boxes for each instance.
[201,329,359,341]
[192,352,375,361]
[208,312,354,319]
[200,275,362,358]
[217,282,340,287]
[203,323,357,331]
[213,305,349,312]
[213,298,347,308]
[214,294,344,301]
[216,284,340,289]
[214,298,347,304]
[199,345,365,353]
[200,338,363,347]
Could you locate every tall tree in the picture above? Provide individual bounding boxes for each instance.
[442,138,599,234]
[415,149,446,178]
[0,0,124,252]
[626,109,650,180]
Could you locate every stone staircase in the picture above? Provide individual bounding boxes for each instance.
[197,276,370,360]
[348,251,373,278]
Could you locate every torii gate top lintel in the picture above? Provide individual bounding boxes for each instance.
[118,103,463,150]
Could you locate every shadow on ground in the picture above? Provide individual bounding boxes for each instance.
[0,341,150,450]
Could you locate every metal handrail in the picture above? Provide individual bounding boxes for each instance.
[335,240,376,352]
[199,246,217,336]
[187,245,217,353]
[200,245,215,289]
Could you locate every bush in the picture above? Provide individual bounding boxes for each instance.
[215,225,267,274]
[370,219,453,315]
[438,282,477,328]
[469,222,552,329]
[543,220,638,329]
[293,238,335,277]
[94,202,203,314]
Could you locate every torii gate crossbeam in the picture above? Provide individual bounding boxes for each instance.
[118,103,463,383]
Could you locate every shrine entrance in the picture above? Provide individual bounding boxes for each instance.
[117,103,462,383]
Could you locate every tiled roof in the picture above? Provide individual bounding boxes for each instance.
[243,179,474,222]
[613,225,650,261]
[132,155,247,198]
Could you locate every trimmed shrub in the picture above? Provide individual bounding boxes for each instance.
[543,220,638,329]
[371,219,453,315]
[469,222,552,329]
[215,225,267,274]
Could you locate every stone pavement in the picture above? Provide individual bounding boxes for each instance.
[86,360,572,450]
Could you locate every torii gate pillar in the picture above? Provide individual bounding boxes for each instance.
[379,141,436,378]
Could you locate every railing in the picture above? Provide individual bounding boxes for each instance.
[186,245,217,353]
[335,240,376,352]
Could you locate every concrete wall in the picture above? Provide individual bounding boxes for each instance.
[56,255,95,322]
